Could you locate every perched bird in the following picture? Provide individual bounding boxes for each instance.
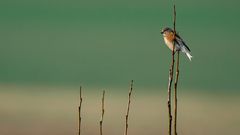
[161,27,193,61]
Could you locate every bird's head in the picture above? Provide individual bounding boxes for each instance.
[161,27,174,36]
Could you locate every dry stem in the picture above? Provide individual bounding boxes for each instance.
[100,90,105,135]
[124,80,134,135]
[78,86,83,135]
[174,51,180,135]
[167,4,176,135]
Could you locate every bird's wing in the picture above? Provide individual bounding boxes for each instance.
[174,33,191,52]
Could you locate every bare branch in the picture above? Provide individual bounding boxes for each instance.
[174,51,180,135]
[167,4,176,135]
[173,5,176,33]
[100,90,105,135]
[78,86,83,135]
[124,80,134,135]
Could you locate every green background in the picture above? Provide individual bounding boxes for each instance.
[1,0,240,91]
[1,1,240,135]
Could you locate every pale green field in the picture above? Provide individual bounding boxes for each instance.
[1,85,239,135]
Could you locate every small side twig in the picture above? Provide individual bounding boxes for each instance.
[78,86,83,135]
[100,90,105,135]
[124,80,134,135]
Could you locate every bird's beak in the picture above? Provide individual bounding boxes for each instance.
[161,31,163,34]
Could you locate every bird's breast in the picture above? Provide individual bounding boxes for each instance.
[164,37,174,51]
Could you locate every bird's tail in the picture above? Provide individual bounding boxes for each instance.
[181,46,193,61]
[186,52,193,61]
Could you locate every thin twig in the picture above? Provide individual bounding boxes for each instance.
[100,90,105,135]
[167,62,174,135]
[124,80,134,135]
[78,86,83,135]
[173,5,176,33]
[167,4,176,135]
[174,51,180,135]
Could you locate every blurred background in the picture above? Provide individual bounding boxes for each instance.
[0,0,240,135]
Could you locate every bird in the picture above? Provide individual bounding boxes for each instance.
[161,27,193,61]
